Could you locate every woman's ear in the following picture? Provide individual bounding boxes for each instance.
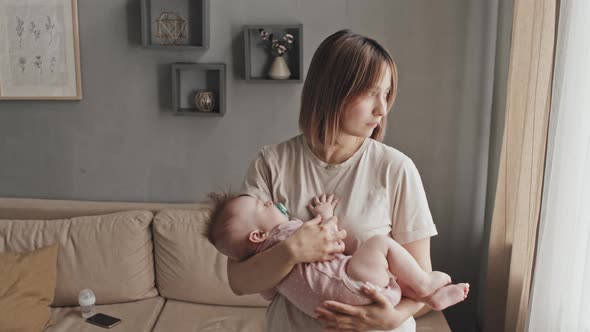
[248,230,268,243]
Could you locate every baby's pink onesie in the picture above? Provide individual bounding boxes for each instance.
[257,219,402,317]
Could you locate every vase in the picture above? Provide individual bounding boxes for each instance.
[269,56,291,80]
[194,90,215,112]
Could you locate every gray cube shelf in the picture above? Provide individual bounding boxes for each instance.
[141,0,209,49]
[171,63,226,116]
[244,24,303,83]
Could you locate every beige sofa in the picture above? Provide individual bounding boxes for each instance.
[0,198,451,332]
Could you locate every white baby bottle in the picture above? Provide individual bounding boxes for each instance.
[78,288,96,318]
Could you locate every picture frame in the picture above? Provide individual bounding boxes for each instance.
[0,0,82,100]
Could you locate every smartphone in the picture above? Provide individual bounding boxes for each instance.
[85,313,122,328]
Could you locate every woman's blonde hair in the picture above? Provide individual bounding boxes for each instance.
[299,30,398,149]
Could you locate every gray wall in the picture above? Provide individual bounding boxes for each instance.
[0,1,511,330]
[383,2,504,330]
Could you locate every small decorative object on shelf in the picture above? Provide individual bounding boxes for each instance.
[269,56,291,80]
[194,90,215,112]
[243,24,302,82]
[154,12,188,45]
[141,0,209,49]
[258,28,293,80]
[171,63,226,116]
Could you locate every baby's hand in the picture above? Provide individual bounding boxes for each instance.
[307,194,340,220]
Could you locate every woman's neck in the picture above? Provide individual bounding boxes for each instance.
[310,135,365,164]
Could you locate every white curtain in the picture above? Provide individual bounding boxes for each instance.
[527,0,590,331]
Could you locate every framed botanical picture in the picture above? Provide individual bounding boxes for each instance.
[0,0,82,100]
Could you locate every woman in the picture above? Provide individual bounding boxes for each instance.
[230,30,438,332]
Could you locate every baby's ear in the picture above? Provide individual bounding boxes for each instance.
[248,230,268,243]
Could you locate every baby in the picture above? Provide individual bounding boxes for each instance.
[204,192,469,318]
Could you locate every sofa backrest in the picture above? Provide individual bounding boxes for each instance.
[0,198,268,308]
[0,210,158,306]
[0,198,201,307]
[0,197,201,220]
[153,209,268,307]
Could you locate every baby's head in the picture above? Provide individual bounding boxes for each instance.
[203,192,289,261]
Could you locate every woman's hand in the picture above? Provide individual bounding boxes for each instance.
[285,215,347,264]
[314,284,408,331]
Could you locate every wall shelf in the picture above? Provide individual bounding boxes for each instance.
[141,0,209,50]
[171,63,226,116]
[243,24,303,83]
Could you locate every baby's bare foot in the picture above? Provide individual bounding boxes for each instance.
[414,271,451,297]
[426,283,470,311]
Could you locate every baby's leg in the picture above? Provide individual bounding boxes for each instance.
[398,279,470,311]
[424,283,470,310]
[346,235,450,297]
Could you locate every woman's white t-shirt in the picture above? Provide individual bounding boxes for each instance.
[240,135,437,332]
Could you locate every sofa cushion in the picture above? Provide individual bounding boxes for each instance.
[44,296,165,332]
[152,299,265,332]
[0,210,158,306]
[153,209,268,306]
[0,244,58,332]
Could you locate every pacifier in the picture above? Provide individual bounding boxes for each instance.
[275,202,289,217]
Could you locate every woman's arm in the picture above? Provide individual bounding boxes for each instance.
[315,237,433,330]
[402,237,432,318]
[228,216,347,295]
[316,288,415,331]
[227,239,297,295]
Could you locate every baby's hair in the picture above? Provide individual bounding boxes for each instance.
[202,191,239,246]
